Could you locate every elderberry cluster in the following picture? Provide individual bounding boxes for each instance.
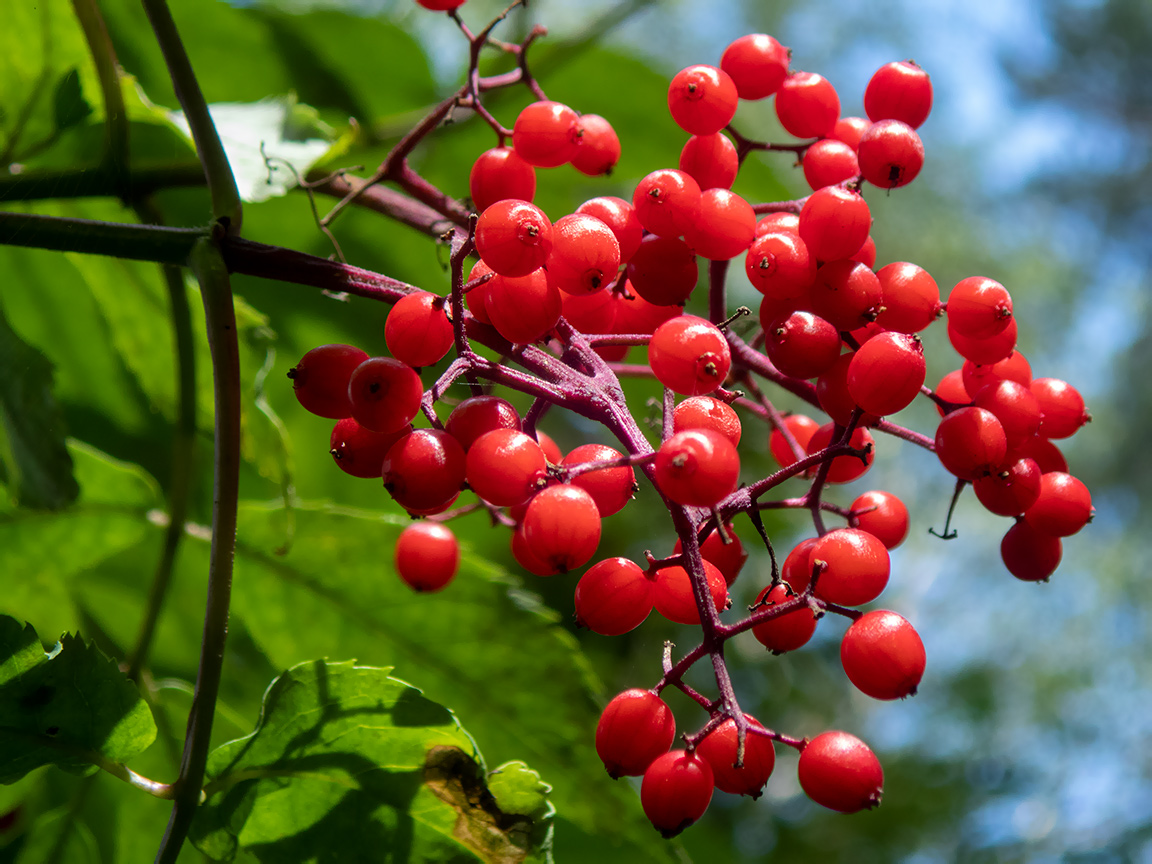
[288,1,1093,838]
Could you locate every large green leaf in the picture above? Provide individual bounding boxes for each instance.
[191,660,553,863]
[0,304,78,510]
[0,615,156,785]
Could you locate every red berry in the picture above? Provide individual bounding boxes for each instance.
[850,490,910,549]
[963,350,1033,394]
[875,262,942,333]
[745,231,816,300]
[674,396,742,447]
[948,315,1018,365]
[626,234,699,307]
[469,147,536,213]
[329,418,410,479]
[769,413,820,471]
[596,689,675,778]
[667,64,739,135]
[696,716,776,797]
[751,583,818,652]
[475,199,553,278]
[685,188,756,261]
[831,116,870,149]
[382,429,466,516]
[1031,378,1089,439]
[562,443,636,517]
[652,560,728,625]
[465,259,494,325]
[484,268,562,344]
[1001,519,1062,581]
[817,353,882,428]
[570,114,621,176]
[840,611,926,700]
[1023,471,1092,536]
[574,557,653,635]
[534,430,563,465]
[522,484,602,573]
[799,731,884,813]
[394,522,459,592]
[576,196,644,262]
[846,332,926,416]
[1009,434,1068,475]
[935,369,972,414]
[641,750,714,837]
[720,33,790,100]
[289,344,369,419]
[799,186,871,262]
[807,424,876,484]
[675,525,748,587]
[679,132,739,190]
[512,101,579,167]
[510,523,557,576]
[973,457,1043,516]
[755,211,801,237]
[561,284,616,334]
[764,311,842,380]
[811,527,890,607]
[444,395,521,452]
[546,213,621,296]
[654,428,740,507]
[632,169,702,239]
[465,428,547,506]
[857,120,924,189]
[865,60,933,129]
[347,356,424,434]
[810,259,883,332]
[934,406,1008,480]
[947,276,1014,340]
[775,71,841,138]
[649,315,731,396]
[802,138,860,191]
[415,0,465,9]
[973,379,1042,449]
[385,291,453,368]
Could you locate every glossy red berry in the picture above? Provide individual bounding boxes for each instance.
[875,262,942,333]
[571,114,621,176]
[679,132,739,190]
[1031,378,1090,439]
[575,196,644,262]
[769,413,821,471]
[632,169,702,239]
[817,353,882,428]
[414,0,465,9]
[673,396,742,447]
[469,147,536,213]
[329,418,410,479]
[811,527,890,607]
[864,60,933,129]
[561,284,616,334]
[840,611,926,700]
[799,731,884,813]
[652,560,728,625]
[973,457,1043,516]
[654,428,740,507]
[649,315,731,396]
[745,231,816,300]
[394,522,459,592]
[596,689,676,778]
[465,259,494,324]
[1024,471,1092,537]
[934,406,1008,480]
[1009,434,1068,475]
[384,291,453,368]
[948,276,1014,340]
[668,64,739,135]
[522,484,602,573]
[802,138,861,191]
[806,424,875,484]
[963,350,1033,394]
[948,315,1018,365]
[484,268,562,344]
[720,33,790,100]
[641,750,714,837]
[546,213,621,295]
[857,120,924,189]
[347,356,424,435]
[832,115,870,149]
[626,234,699,306]
[465,428,548,507]
[475,199,553,278]
[382,429,466,516]
[1001,519,1062,581]
[799,186,871,262]
[444,395,521,452]
[775,71,841,138]
[751,583,818,653]
[755,211,801,237]
[810,259,884,332]
[850,490,910,549]
[289,343,369,419]
[765,311,842,380]
[847,332,926,416]
[562,443,636,517]
[675,525,748,587]
[696,716,776,797]
[512,100,580,168]
[685,188,756,261]
[574,557,653,635]
[973,379,1042,449]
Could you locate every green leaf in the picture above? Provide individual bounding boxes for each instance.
[51,68,92,131]
[0,615,157,785]
[191,660,553,864]
[0,303,78,510]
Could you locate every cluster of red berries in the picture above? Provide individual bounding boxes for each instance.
[288,2,1094,837]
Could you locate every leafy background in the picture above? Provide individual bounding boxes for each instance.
[0,0,1148,861]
